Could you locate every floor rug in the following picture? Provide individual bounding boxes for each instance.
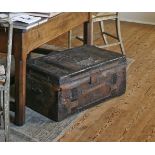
[0,57,134,142]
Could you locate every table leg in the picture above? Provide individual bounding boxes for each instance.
[83,20,93,45]
[14,54,27,126]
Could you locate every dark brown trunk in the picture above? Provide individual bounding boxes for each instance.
[26,45,127,121]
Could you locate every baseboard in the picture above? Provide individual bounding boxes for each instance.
[120,18,155,26]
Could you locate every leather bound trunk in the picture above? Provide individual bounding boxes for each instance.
[26,45,127,121]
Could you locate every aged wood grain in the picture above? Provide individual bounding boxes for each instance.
[23,13,89,54]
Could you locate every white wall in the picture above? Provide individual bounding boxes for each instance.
[120,12,155,25]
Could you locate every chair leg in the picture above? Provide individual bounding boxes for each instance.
[0,91,3,127]
[115,16,126,55]
[4,90,10,142]
[89,19,94,45]
[99,21,108,45]
[68,30,72,48]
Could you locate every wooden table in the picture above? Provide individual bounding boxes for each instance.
[0,12,92,126]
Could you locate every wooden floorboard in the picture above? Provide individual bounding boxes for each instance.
[50,21,155,142]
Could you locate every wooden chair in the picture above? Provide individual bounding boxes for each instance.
[68,12,125,55]
[0,14,13,141]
